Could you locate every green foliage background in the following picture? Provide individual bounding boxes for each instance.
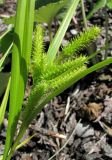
[35,0,60,9]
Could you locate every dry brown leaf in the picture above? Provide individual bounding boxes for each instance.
[82,103,103,120]
[99,121,112,136]
[95,98,112,122]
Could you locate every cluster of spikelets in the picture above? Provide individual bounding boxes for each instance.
[21,25,100,127]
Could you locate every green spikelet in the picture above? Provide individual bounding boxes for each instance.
[32,24,44,83]
[28,26,101,112]
[22,82,48,121]
[20,26,101,140]
[48,66,86,92]
[22,65,86,127]
[43,55,87,80]
[24,65,86,119]
[61,26,100,57]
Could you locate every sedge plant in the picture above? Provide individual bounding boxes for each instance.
[5,25,112,160]
[0,0,112,159]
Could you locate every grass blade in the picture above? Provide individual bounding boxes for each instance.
[3,0,35,159]
[0,43,13,72]
[0,77,11,128]
[87,0,106,19]
[0,27,12,41]
[15,134,36,150]
[47,0,80,64]
[3,0,28,158]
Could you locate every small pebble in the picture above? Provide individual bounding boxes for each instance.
[70,29,77,35]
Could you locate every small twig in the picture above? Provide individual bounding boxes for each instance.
[47,130,66,140]
[64,111,71,122]
[30,126,66,140]
[72,84,80,96]
[65,96,70,115]
[72,16,80,31]
[48,119,81,160]
[72,16,78,25]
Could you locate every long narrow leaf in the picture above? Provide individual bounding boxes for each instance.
[0,43,13,72]
[16,0,35,120]
[0,77,11,128]
[15,134,36,150]
[3,0,28,159]
[47,0,80,64]
[87,0,106,19]
[3,0,35,159]
[0,27,12,41]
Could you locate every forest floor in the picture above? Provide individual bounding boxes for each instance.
[0,0,112,160]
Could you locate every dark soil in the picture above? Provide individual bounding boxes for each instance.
[0,1,112,160]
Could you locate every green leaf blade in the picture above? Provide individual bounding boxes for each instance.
[61,26,100,57]
[3,0,35,158]
[107,0,112,9]
[87,0,106,19]
[35,0,67,24]
[0,78,11,128]
[47,0,80,64]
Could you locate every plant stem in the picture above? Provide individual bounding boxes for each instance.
[48,23,53,42]
[81,0,88,29]
[104,7,109,59]
[81,0,97,64]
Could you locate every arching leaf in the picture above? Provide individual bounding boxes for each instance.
[35,0,68,24]
[87,0,106,19]
[35,0,60,9]
[107,0,112,9]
